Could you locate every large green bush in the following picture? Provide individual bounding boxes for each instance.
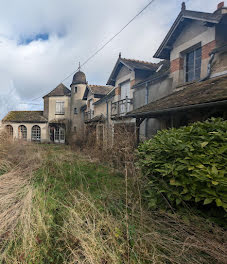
[137,118,227,212]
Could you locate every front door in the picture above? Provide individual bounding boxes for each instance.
[54,127,65,144]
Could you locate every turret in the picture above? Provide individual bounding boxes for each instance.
[70,70,87,134]
[70,70,87,99]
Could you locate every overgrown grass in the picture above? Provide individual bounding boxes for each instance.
[0,138,227,263]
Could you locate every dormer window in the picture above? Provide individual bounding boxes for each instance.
[74,86,77,93]
[185,47,202,82]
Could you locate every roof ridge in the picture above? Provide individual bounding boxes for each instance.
[9,110,43,112]
[89,84,112,87]
[121,57,157,65]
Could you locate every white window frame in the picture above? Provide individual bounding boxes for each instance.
[18,125,27,140]
[31,125,41,142]
[55,101,65,115]
[184,45,202,83]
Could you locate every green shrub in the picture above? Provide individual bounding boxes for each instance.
[137,118,227,212]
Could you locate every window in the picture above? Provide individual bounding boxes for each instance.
[74,108,77,114]
[5,125,13,138]
[60,129,65,141]
[74,127,77,132]
[185,47,202,82]
[54,127,65,143]
[31,125,41,142]
[120,81,131,114]
[18,125,27,140]
[74,86,77,93]
[56,101,65,115]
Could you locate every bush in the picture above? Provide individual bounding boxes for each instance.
[137,118,227,212]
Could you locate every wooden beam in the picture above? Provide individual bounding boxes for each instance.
[136,117,145,145]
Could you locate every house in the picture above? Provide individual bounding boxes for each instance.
[2,2,227,146]
[126,2,227,142]
[82,54,161,146]
[1,71,111,143]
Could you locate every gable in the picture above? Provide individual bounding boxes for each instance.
[116,65,131,81]
[43,83,71,98]
[170,20,215,60]
[154,8,223,60]
[174,20,208,48]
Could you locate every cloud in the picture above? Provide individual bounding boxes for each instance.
[0,0,222,119]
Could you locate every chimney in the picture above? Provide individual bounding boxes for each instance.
[217,2,224,10]
[181,2,186,11]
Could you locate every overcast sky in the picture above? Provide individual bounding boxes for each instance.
[0,0,222,119]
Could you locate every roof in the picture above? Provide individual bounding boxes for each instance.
[154,8,224,59]
[83,85,113,100]
[127,74,227,118]
[133,60,170,88]
[89,85,113,95]
[71,70,87,86]
[120,58,158,71]
[106,56,159,86]
[43,83,71,98]
[85,114,105,124]
[93,89,115,106]
[2,111,47,123]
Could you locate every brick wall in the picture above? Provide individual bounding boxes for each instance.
[170,57,184,73]
[130,79,136,88]
[202,40,216,60]
[115,86,121,96]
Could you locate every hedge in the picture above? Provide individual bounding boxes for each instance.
[137,118,227,212]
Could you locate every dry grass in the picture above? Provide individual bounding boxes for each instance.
[61,190,227,264]
[0,132,226,263]
[0,134,43,263]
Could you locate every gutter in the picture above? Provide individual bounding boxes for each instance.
[126,99,227,118]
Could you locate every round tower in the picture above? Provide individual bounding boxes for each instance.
[70,70,87,134]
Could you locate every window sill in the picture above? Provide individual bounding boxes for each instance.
[55,113,65,115]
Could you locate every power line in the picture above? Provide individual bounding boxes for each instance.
[31,0,156,101]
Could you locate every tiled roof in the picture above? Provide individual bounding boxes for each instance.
[183,10,223,23]
[127,75,227,117]
[133,60,170,88]
[88,85,113,95]
[83,85,113,100]
[43,83,71,98]
[121,58,158,71]
[106,56,159,86]
[2,111,47,123]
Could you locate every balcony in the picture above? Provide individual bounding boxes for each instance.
[111,97,133,118]
[84,110,94,122]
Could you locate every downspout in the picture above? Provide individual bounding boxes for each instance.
[145,82,149,138]
[106,100,109,145]
[200,53,215,82]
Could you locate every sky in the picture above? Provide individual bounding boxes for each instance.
[0,0,222,119]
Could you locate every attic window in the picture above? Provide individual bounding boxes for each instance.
[185,47,202,82]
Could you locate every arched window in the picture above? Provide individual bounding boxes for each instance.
[5,125,13,138]
[31,125,41,142]
[18,125,27,140]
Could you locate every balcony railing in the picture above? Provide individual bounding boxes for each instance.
[111,97,133,118]
[84,110,94,122]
